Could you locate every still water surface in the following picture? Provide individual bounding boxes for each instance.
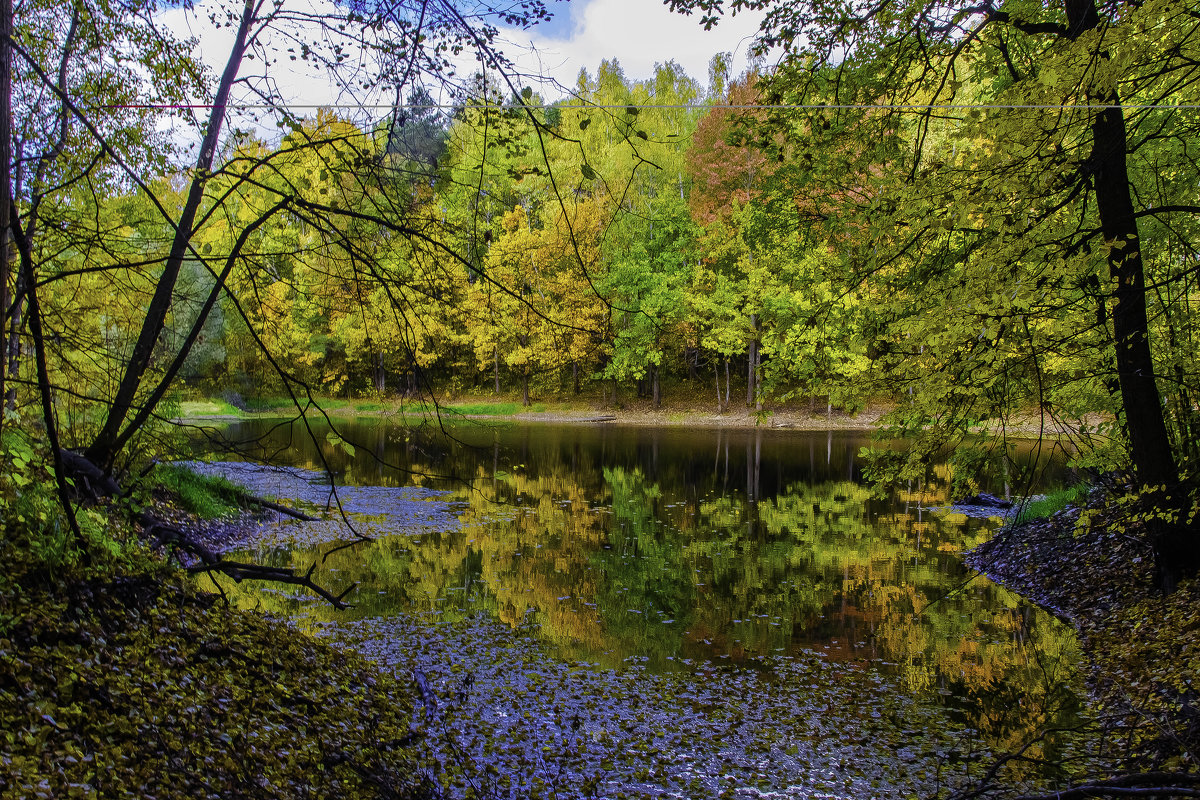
[199,419,1088,798]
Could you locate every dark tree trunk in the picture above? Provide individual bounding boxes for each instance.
[84,0,255,472]
[1086,95,1177,489]
[3,273,18,411]
[651,363,661,409]
[1063,0,1191,589]
[0,0,10,414]
[11,212,86,552]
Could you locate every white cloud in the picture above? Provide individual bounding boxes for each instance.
[503,0,768,96]
[154,0,770,141]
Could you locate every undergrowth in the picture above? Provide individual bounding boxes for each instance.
[155,463,243,519]
[1013,483,1089,525]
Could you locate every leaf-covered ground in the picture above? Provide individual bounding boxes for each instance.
[967,495,1200,782]
[0,569,432,799]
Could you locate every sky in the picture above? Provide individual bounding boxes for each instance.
[161,0,768,118]
[500,0,767,96]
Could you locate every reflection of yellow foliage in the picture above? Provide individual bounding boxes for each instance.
[217,432,1082,760]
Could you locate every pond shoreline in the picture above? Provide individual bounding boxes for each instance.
[964,496,1200,796]
[180,397,1101,439]
[175,443,1103,799]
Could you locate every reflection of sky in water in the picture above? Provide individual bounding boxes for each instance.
[195,420,1091,797]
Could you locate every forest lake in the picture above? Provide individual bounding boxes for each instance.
[183,417,1094,799]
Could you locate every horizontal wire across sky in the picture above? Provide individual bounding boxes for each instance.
[98,103,1200,111]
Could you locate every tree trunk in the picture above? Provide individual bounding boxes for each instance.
[3,263,19,411]
[755,345,763,412]
[1088,95,1177,490]
[724,358,731,409]
[714,358,722,412]
[747,313,758,407]
[651,363,661,409]
[1064,0,1190,588]
[84,0,255,472]
[0,0,10,416]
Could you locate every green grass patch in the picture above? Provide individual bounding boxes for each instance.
[1013,483,1089,526]
[156,464,243,519]
[177,399,241,417]
[188,395,551,418]
[447,401,522,415]
[446,401,545,415]
[243,395,295,411]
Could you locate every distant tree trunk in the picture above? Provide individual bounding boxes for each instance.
[521,369,530,407]
[746,313,760,408]
[755,349,763,412]
[651,363,661,409]
[724,358,731,409]
[714,358,722,412]
[572,360,580,394]
[493,346,500,394]
[374,350,385,394]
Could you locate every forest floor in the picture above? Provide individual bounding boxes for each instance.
[964,493,1200,795]
[0,499,435,799]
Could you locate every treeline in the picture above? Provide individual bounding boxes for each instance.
[19,1,1200,514]
[34,60,865,414]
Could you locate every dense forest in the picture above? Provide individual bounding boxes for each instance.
[3,0,1200,796]
[7,0,1199,576]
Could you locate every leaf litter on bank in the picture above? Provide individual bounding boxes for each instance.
[965,492,1200,782]
[0,573,432,799]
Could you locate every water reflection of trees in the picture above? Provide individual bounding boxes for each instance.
[213,420,1082,761]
